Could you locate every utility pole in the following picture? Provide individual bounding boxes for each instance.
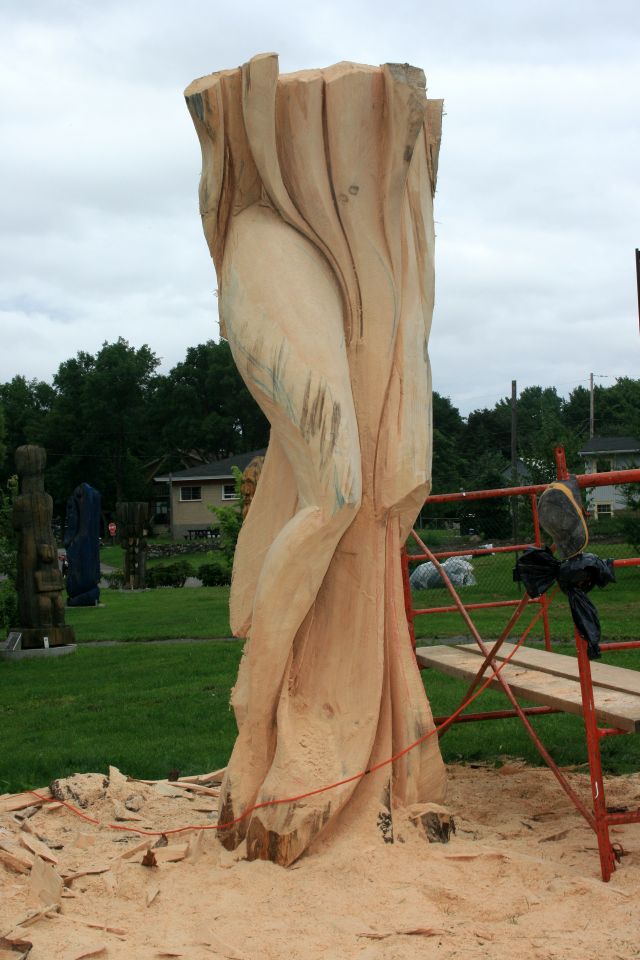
[636,248,640,334]
[511,379,518,541]
[589,372,595,438]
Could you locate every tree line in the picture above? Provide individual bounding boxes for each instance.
[1,337,639,525]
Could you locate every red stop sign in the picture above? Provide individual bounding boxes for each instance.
[108,522,117,537]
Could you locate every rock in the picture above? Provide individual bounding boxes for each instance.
[124,793,145,812]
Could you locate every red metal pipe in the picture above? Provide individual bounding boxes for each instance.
[599,641,640,651]
[413,598,541,616]
[574,626,616,881]
[400,547,417,652]
[606,811,640,825]
[424,467,640,505]
[409,542,536,560]
[433,706,560,724]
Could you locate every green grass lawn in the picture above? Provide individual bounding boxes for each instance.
[66,587,232,642]
[2,642,640,794]
[0,642,241,793]
[99,545,212,572]
[72,540,638,645]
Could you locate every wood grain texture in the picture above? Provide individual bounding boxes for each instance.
[416,645,640,732]
[186,54,446,864]
[459,642,640,698]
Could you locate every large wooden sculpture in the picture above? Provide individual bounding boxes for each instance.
[64,483,101,607]
[12,445,75,648]
[185,54,446,865]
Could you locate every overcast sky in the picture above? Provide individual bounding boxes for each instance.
[1,0,638,415]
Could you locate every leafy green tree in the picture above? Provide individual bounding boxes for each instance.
[0,475,18,629]
[431,392,467,494]
[151,340,269,468]
[41,339,160,512]
[0,376,54,482]
[209,465,243,562]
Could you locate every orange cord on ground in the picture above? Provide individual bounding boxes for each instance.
[28,594,551,839]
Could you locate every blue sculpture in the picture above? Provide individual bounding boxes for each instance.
[64,483,101,607]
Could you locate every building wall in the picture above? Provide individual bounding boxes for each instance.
[583,454,640,516]
[170,479,239,537]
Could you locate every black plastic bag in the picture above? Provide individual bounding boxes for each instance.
[514,548,615,659]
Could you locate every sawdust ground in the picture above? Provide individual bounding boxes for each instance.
[1,763,639,960]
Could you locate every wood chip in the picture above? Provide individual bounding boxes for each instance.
[0,932,33,958]
[0,940,32,960]
[0,791,51,815]
[68,946,106,959]
[358,928,444,940]
[102,870,117,895]
[539,829,571,843]
[146,884,160,907]
[112,800,143,822]
[20,835,58,865]
[28,857,63,907]
[168,783,220,797]
[43,802,64,814]
[141,850,158,868]
[14,806,39,822]
[62,864,111,884]
[11,903,60,928]
[177,768,226,785]
[119,838,152,860]
[187,831,205,861]
[135,844,188,865]
[0,847,34,875]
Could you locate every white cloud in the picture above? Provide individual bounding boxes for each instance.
[0,0,638,416]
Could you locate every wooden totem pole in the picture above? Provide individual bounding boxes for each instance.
[185,54,446,864]
[115,502,149,590]
[240,456,264,519]
[12,445,75,648]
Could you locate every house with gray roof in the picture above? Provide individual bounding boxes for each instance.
[577,436,640,519]
[154,449,266,538]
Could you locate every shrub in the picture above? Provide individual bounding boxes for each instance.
[0,580,17,630]
[104,570,125,590]
[197,556,231,586]
[209,466,243,563]
[146,560,191,588]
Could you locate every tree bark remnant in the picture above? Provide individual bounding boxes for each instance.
[185,53,446,865]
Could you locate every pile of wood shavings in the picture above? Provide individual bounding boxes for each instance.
[1,763,639,960]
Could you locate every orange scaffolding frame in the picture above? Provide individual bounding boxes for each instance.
[402,446,640,881]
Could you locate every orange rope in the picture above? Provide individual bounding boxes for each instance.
[28,595,552,838]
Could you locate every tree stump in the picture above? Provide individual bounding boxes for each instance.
[185,54,446,865]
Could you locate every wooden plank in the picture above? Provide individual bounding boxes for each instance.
[457,642,640,698]
[0,790,51,815]
[416,645,640,732]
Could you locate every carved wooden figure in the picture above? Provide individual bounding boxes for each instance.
[12,445,75,648]
[185,54,446,864]
[240,456,264,520]
[115,502,150,590]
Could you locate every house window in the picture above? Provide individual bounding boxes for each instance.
[180,486,202,502]
[596,458,613,473]
[596,503,612,519]
[222,483,238,501]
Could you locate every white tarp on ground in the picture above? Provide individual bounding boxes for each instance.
[409,555,476,590]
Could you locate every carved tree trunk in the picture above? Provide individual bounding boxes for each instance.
[185,54,446,865]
